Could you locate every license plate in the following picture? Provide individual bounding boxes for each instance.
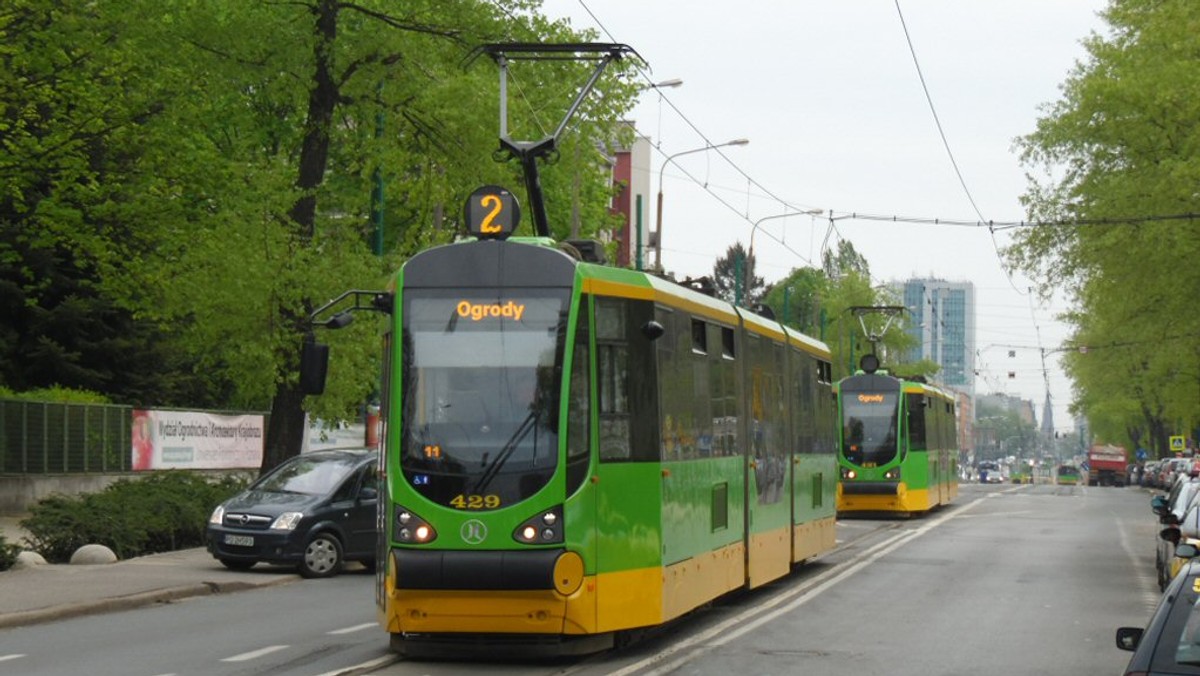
[224,534,254,547]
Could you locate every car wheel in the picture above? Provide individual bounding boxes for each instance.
[219,558,256,571]
[300,532,343,578]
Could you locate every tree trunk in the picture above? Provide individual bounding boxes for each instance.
[263,380,308,472]
[262,0,341,473]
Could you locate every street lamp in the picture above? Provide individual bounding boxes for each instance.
[644,78,683,90]
[654,138,749,271]
[742,209,824,305]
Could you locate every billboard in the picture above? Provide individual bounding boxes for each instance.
[132,409,264,470]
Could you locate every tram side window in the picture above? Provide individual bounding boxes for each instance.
[815,359,834,454]
[597,299,630,461]
[710,322,737,457]
[692,318,707,354]
[566,295,591,495]
[907,393,927,450]
[722,327,735,359]
[598,297,660,462]
[791,349,814,455]
[930,398,944,450]
[657,307,694,460]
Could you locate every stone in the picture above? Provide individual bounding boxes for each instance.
[13,550,48,569]
[70,543,118,565]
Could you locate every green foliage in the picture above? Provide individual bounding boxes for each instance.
[756,241,928,383]
[711,242,764,305]
[0,534,18,571]
[0,0,638,463]
[19,471,250,563]
[1,386,110,404]
[1009,0,1200,455]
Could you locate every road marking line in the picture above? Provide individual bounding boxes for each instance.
[0,654,26,663]
[327,622,377,635]
[609,497,986,676]
[220,645,289,662]
[310,654,400,676]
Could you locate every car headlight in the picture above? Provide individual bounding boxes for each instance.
[209,505,225,525]
[270,512,304,531]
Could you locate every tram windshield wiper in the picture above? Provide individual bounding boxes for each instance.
[471,409,539,494]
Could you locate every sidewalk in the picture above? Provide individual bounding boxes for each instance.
[0,515,298,630]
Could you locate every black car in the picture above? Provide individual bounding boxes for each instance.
[206,448,378,578]
[1117,558,1200,674]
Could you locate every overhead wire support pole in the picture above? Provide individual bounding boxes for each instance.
[465,43,643,238]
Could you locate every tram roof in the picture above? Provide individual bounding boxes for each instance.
[576,263,831,359]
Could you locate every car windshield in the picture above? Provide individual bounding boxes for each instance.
[1175,593,1200,665]
[254,454,362,495]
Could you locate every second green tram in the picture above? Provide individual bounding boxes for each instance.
[835,361,958,515]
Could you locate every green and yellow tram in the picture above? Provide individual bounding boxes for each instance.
[320,230,841,654]
[303,41,838,656]
[310,216,839,652]
[835,356,958,515]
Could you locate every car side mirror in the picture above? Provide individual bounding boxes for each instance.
[1177,543,1199,560]
[1115,626,1143,652]
[359,485,378,502]
[1162,527,1182,545]
[1163,513,1182,526]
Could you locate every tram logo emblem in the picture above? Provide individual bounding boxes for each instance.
[461,519,488,545]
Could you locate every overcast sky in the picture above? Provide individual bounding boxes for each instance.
[538,0,1110,432]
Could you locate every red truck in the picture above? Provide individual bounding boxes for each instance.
[1088,444,1128,486]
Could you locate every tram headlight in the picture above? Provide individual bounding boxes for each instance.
[841,468,857,480]
[394,506,437,544]
[514,505,564,544]
[885,467,902,480]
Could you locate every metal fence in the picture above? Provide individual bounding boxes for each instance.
[0,400,133,474]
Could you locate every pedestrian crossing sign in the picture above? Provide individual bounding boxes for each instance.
[1171,435,1186,453]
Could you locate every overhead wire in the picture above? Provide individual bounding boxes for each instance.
[568,0,1103,425]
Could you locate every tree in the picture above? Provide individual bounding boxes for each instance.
[160,1,639,472]
[1,1,639,473]
[0,0,238,406]
[757,239,933,383]
[711,242,764,306]
[1009,0,1200,454]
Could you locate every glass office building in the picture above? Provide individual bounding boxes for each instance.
[899,278,975,399]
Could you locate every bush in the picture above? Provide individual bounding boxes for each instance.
[0,534,18,571]
[20,471,251,563]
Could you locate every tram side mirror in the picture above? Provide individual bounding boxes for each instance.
[641,320,665,341]
[299,339,330,395]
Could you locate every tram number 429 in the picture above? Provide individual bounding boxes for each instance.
[450,494,502,510]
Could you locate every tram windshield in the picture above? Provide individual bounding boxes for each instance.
[400,288,569,510]
[840,390,900,466]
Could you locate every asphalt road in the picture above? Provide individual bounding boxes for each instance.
[0,482,1160,676]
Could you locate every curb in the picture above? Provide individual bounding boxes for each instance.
[0,576,296,630]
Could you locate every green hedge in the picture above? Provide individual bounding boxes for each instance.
[0,535,17,571]
[18,471,251,563]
